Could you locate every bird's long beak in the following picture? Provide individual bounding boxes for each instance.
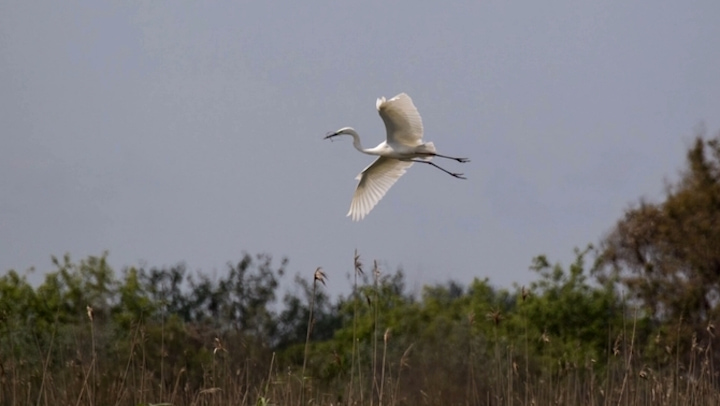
[324,131,339,140]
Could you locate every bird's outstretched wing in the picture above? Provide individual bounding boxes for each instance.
[348,156,414,221]
[377,93,424,147]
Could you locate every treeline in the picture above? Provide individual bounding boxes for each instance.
[1,131,719,405]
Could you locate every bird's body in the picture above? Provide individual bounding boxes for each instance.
[325,93,468,221]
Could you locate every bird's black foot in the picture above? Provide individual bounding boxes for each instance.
[456,158,470,163]
[451,172,467,180]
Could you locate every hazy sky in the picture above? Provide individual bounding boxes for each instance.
[2,2,719,295]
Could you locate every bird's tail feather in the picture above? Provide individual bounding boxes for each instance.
[417,142,436,160]
[420,142,436,153]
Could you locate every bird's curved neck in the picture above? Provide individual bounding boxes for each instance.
[344,129,369,153]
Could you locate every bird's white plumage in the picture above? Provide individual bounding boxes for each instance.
[377,93,424,147]
[344,93,426,220]
[348,157,414,221]
[326,92,466,221]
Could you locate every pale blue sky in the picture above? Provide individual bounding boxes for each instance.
[2,2,719,293]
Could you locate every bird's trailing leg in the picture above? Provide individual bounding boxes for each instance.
[410,159,466,179]
[420,152,470,163]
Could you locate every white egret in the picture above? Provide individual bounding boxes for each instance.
[325,93,469,221]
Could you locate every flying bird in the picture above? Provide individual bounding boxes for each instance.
[325,93,469,221]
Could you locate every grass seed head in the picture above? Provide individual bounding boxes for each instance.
[199,387,222,395]
[314,267,327,286]
[213,337,228,354]
[373,260,381,281]
[486,309,503,326]
[354,249,363,275]
[613,334,622,356]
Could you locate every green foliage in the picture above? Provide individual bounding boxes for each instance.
[280,248,633,404]
[522,246,624,363]
[0,252,289,405]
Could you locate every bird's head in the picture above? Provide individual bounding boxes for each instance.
[324,127,356,140]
